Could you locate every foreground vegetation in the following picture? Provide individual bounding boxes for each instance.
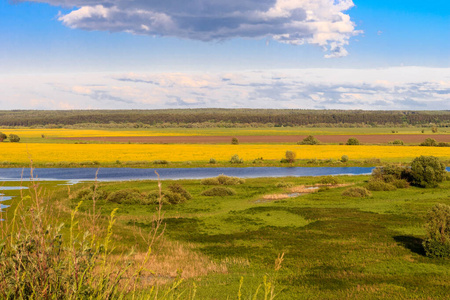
[1,167,450,298]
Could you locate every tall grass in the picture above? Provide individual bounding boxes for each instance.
[0,170,178,299]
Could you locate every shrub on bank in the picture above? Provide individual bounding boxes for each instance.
[201,175,245,185]
[410,156,446,188]
[319,176,340,185]
[284,150,296,163]
[230,154,243,164]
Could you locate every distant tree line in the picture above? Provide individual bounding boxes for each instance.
[0,109,449,127]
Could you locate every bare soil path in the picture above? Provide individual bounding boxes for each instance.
[60,134,450,144]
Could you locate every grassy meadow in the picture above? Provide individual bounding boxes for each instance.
[1,174,450,299]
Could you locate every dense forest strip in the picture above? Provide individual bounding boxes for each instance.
[1,109,449,127]
[60,134,450,144]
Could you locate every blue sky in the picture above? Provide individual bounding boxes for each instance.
[0,0,449,110]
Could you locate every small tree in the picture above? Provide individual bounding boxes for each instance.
[423,203,450,258]
[9,134,20,143]
[410,156,446,187]
[285,151,296,163]
[346,138,360,145]
[298,135,319,145]
[420,138,437,147]
[341,155,349,163]
[432,126,438,133]
[0,132,6,142]
[230,154,243,164]
[231,137,239,145]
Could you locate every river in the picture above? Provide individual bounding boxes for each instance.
[0,167,379,182]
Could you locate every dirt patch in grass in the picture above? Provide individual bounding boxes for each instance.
[60,134,450,144]
[259,183,353,202]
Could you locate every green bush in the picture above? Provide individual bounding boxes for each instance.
[420,138,437,146]
[371,164,405,181]
[285,150,296,163]
[209,158,217,164]
[201,187,236,197]
[423,203,450,258]
[9,134,20,143]
[76,188,93,200]
[0,132,6,142]
[231,137,239,145]
[153,160,169,165]
[201,175,244,185]
[391,139,404,145]
[201,177,220,185]
[230,154,243,164]
[391,179,410,189]
[437,142,450,147]
[342,187,372,198]
[167,183,192,200]
[276,181,294,188]
[163,191,185,204]
[319,176,340,185]
[366,180,397,191]
[346,138,360,145]
[298,135,319,145]
[410,156,446,187]
[106,189,143,204]
[146,190,161,203]
[341,155,349,163]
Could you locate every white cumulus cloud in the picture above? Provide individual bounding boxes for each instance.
[25,0,361,57]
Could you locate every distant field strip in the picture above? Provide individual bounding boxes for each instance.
[62,134,450,144]
[1,144,449,164]
[2,127,448,139]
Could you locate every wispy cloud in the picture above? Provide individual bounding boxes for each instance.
[1,67,449,110]
[25,0,361,58]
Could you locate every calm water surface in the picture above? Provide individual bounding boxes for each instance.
[0,167,379,182]
[0,167,448,182]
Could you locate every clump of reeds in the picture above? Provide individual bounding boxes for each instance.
[0,169,173,299]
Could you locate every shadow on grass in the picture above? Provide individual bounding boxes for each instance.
[394,235,426,256]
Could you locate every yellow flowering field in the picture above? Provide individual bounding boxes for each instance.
[1,143,449,164]
[2,127,447,139]
[0,128,194,138]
